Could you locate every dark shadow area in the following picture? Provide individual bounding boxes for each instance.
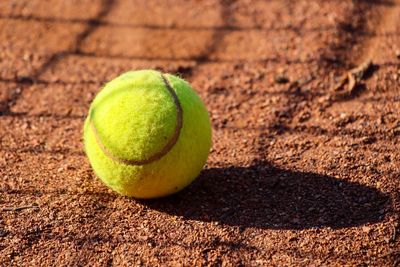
[31,0,116,79]
[356,0,395,6]
[332,83,367,102]
[143,160,390,230]
[363,63,380,79]
[0,0,115,117]
[331,63,379,102]
[0,14,339,32]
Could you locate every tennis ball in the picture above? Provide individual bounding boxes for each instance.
[83,70,212,198]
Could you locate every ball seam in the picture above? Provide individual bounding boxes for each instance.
[89,73,183,166]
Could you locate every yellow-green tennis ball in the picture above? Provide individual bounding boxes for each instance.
[83,70,212,198]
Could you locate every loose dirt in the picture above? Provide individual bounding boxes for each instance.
[1,0,399,265]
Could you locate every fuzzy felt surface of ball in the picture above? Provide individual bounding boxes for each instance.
[83,70,212,198]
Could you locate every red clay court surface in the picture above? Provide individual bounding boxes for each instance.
[1,0,400,265]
